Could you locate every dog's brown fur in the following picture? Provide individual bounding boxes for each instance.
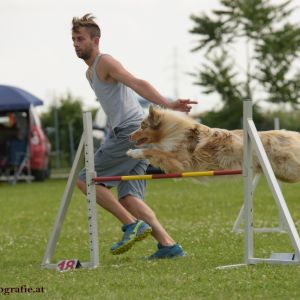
[127,106,300,183]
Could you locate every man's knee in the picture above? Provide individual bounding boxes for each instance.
[120,194,140,204]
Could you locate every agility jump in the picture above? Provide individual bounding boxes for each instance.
[42,99,300,270]
[93,169,242,182]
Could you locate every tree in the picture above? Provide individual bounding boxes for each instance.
[190,0,300,129]
[40,92,92,167]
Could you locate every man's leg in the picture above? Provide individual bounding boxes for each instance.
[76,179,152,254]
[116,159,185,258]
[77,179,135,224]
[120,195,186,259]
[120,195,175,246]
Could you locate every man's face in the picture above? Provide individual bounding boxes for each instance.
[72,27,96,60]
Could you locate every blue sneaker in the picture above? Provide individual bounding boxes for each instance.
[110,220,152,255]
[148,243,186,259]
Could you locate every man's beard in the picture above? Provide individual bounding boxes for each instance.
[76,46,93,60]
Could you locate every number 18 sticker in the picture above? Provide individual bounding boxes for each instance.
[56,259,81,272]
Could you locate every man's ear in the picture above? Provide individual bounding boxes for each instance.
[148,105,161,128]
[93,36,100,46]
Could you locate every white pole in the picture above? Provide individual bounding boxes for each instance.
[274,117,286,231]
[82,112,99,268]
[243,99,254,263]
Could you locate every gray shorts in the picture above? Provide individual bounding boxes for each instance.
[78,124,149,200]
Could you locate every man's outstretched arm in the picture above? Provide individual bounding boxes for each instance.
[100,55,197,112]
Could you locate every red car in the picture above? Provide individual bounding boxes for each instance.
[0,85,51,181]
[28,106,51,180]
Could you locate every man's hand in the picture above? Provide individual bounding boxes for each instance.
[167,99,197,113]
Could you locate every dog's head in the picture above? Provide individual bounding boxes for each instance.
[130,105,163,146]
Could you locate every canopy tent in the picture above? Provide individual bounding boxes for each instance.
[0,85,43,111]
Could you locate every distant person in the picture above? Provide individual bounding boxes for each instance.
[15,112,28,141]
[7,112,28,167]
[72,14,196,259]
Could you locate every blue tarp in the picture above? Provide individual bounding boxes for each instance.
[0,85,43,111]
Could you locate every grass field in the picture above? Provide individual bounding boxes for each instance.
[1,176,300,299]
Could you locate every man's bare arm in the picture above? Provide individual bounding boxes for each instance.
[100,55,197,112]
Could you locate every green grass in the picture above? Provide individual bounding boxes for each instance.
[1,177,300,299]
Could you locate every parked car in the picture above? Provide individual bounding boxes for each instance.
[29,106,51,180]
[0,85,51,181]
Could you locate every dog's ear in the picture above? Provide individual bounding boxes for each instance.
[148,105,161,128]
[149,105,156,117]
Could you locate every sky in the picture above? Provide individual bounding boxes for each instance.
[1,0,296,116]
[0,0,223,115]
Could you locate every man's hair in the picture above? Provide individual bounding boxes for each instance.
[72,13,101,38]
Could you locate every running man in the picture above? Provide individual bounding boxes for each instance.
[72,14,196,259]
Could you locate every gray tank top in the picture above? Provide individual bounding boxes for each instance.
[87,54,144,129]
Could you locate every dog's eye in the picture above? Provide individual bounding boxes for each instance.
[141,122,148,129]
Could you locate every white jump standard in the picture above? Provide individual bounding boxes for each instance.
[223,99,300,269]
[42,113,99,270]
[232,118,286,234]
[41,99,300,270]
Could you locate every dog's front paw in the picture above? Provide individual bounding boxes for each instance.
[127,149,144,159]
